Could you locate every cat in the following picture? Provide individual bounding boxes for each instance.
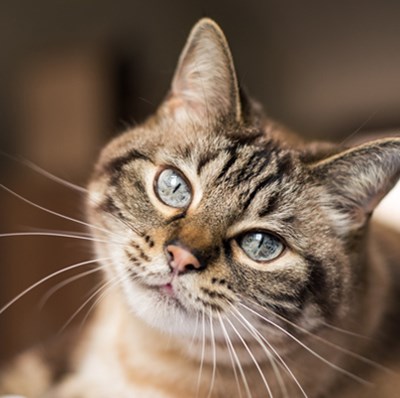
[1,17,400,398]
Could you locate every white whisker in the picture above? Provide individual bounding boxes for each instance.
[196,308,206,398]
[31,227,93,237]
[189,311,200,352]
[0,152,88,193]
[238,302,372,386]
[39,266,102,309]
[217,312,252,398]
[78,273,139,332]
[78,279,115,331]
[206,308,217,398]
[0,257,110,316]
[321,322,371,340]
[230,306,304,398]
[0,155,144,238]
[216,312,243,398]
[250,299,392,375]
[0,232,123,246]
[0,184,124,242]
[20,158,88,193]
[59,271,127,334]
[224,315,273,398]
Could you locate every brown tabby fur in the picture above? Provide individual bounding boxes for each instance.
[1,18,400,398]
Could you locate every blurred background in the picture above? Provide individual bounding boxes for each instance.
[1,0,400,364]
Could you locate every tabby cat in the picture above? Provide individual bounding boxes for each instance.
[1,18,400,398]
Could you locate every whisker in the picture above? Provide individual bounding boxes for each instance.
[0,232,123,246]
[22,159,88,193]
[287,321,389,374]
[58,283,108,335]
[39,266,102,309]
[230,306,304,398]
[0,155,144,239]
[196,308,206,398]
[0,151,88,193]
[58,271,126,334]
[78,278,115,331]
[0,257,111,316]
[31,227,93,237]
[206,308,217,398]
[339,109,378,146]
[0,183,124,242]
[217,312,243,398]
[224,315,274,398]
[189,311,200,352]
[238,302,372,386]
[79,272,139,330]
[229,309,282,395]
[321,322,371,340]
[217,312,252,398]
[249,299,392,375]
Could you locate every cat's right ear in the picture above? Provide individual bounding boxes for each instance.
[160,18,242,126]
[310,138,400,236]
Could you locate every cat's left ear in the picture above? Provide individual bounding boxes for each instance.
[311,138,400,235]
[161,18,242,125]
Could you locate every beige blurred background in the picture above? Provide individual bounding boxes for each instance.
[0,1,400,364]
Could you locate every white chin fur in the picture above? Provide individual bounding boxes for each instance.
[123,281,199,337]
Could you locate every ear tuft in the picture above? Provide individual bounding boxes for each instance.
[311,138,400,235]
[162,18,242,126]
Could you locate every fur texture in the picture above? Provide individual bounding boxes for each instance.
[1,18,400,398]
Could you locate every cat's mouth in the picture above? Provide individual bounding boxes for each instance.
[153,282,191,312]
[131,274,198,314]
[160,282,174,296]
[144,280,185,305]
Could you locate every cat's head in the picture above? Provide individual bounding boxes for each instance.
[87,19,400,341]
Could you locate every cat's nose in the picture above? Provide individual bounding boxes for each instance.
[166,244,202,275]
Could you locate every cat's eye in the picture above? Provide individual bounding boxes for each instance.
[155,168,192,208]
[239,231,284,262]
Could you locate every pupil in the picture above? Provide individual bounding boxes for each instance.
[173,183,181,193]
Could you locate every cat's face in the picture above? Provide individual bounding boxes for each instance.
[87,19,400,343]
[88,123,345,337]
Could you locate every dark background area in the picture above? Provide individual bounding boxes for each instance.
[1,1,400,363]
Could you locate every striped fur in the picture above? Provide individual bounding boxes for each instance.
[1,18,400,398]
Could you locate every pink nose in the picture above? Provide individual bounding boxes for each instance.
[166,244,202,274]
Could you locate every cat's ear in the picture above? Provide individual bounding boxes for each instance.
[161,18,242,125]
[311,138,400,235]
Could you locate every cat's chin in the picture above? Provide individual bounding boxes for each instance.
[123,278,201,337]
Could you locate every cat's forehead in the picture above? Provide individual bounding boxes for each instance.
[152,129,306,213]
[154,123,291,170]
[99,122,311,223]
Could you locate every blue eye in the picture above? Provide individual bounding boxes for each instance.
[156,168,191,208]
[239,231,284,262]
